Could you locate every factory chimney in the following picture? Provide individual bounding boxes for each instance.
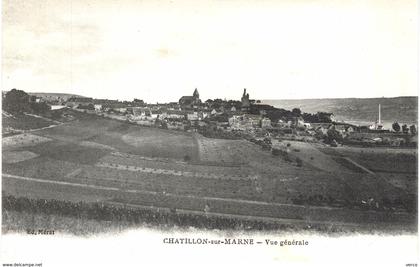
[378,104,381,125]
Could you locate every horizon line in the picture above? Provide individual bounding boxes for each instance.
[2,89,418,103]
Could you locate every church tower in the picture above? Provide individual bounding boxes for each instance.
[241,88,250,108]
[193,88,199,100]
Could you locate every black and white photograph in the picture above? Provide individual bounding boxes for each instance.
[1,0,418,266]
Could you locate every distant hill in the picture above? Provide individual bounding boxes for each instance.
[262,97,418,126]
[2,91,85,101]
[27,92,85,101]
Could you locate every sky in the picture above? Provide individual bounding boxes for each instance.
[1,0,418,103]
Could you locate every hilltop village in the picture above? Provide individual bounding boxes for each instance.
[2,88,417,148]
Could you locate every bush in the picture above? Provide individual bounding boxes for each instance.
[272,148,281,156]
[30,102,51,114]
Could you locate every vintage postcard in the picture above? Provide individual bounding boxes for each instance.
[1,0,418,266]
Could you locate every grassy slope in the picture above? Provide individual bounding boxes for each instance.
[2,114,55,132]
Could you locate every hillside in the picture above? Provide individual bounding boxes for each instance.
[263,97,418,126]
[27,92,85,101]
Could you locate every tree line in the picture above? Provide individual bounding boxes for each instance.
[392,122,416,134]
[3,89,50,115]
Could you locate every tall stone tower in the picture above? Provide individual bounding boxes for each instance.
[193,88,199,100]
[241,88,250,109]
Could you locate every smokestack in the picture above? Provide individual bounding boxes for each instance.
[378,104,381,125]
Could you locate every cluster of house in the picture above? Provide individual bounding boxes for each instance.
[61,88,305,132]
[29,88,373,140]
[3,87,413,148]
[16,88,416,146]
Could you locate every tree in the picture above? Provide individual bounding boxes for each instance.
[133,98,145,105]
[402,124,409,134]
[3,89,31,114]
[392,122,401,132]
[160,120,168,129]
[292,108,302,116]
[296,157,303,167]
[409,125,417,135]
[326,126,343,144]
[301,112,333,123]
[316,112,333,123]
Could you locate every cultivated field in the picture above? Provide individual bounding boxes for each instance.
[2,113,417,233]
[2,113,56,135]
[319,146,418,196]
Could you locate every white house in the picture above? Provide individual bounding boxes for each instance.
[261,118,272,128]
[229,114,261,130]
[50,105,66,110]
[94,104,102,111]
[187,112,199,121]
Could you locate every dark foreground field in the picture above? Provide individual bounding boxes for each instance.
[2,111,418,234]
[4,194,414,235]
